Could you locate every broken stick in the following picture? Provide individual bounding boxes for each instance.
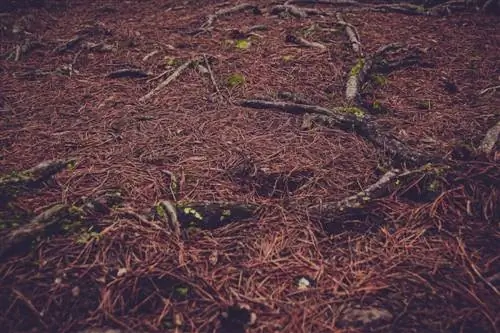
[140,59,195,102]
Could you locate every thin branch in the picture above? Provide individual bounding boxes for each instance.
[203,54,222,97]
[140,59,195,102]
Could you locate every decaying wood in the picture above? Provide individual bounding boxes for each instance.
[9,40,43,61]
[140,59,194,102]
[81,41,114,52]
[285,34,326,50]
[345,43,416,103]
[336,13,362,56]
[142,50,159,62]
[478,120,500,155]
[0,204,78,259]
[0,158,75,200]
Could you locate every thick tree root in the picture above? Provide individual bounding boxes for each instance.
[309,165,437,214]
[239,99,429,164]
[0,204,78,260]
[177,201,257,230]
[0,158,75,201]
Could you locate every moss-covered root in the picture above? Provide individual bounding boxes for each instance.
[0,158,76,201]
[175,202,258,230]
[346,58,372,103]
[0,204,81,259]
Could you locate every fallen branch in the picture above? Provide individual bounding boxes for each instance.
[0,159,75,200]
[345,44,416,103]
[9,40,43,61]
[203,54,222,97]
[479,84,500,96]
[478,120,500,155]
[285,34,326,50]
[140,59,195,102]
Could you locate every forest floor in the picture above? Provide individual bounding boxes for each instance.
[0,1,499,332]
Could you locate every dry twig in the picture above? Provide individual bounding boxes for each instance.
[140,59,195,102]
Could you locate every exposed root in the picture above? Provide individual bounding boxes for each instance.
[239,99,429,164]
[336,13,362,56]
[175,201,258,230]
[309,167,432,214]
[0,204,76,259]
[285,34,326,50]
[52,35,84,53]
[107,68,150,79]
[287,0,361,5]
[156,200,181,237]
[271,4,324,17]
[0,159,75,201]
[192,3,261,34]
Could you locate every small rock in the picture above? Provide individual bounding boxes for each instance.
[71,286,80,297]
[337,306,393,328]
[116,268,127,277]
